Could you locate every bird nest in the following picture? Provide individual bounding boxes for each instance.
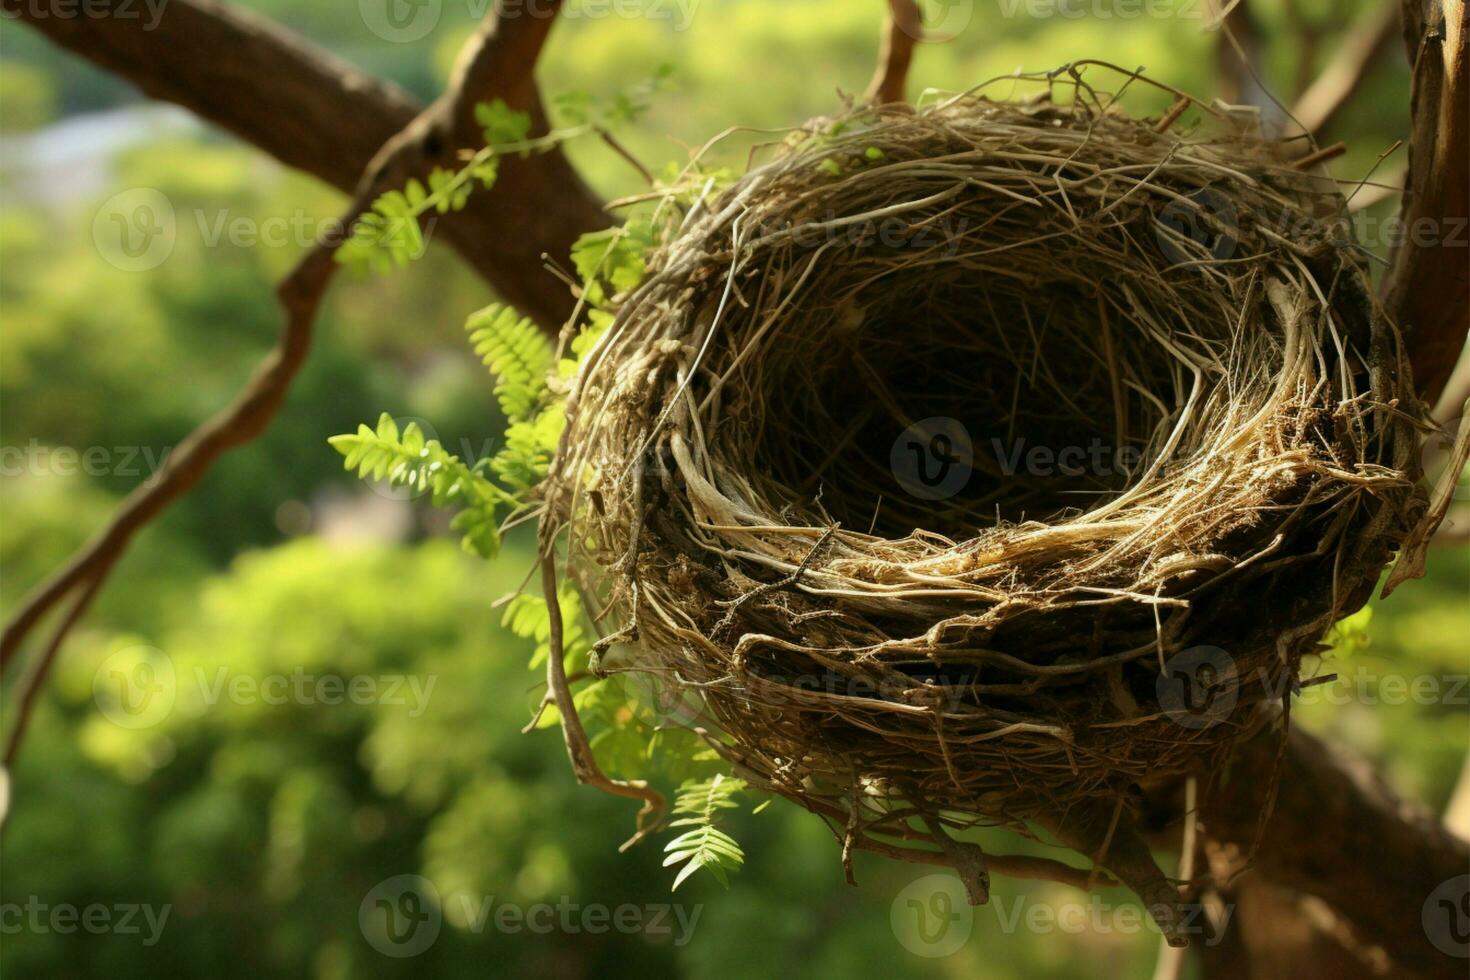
[542,71,1426,936]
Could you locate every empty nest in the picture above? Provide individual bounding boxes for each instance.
[541,68,1428,940]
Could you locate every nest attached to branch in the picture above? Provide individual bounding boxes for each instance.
[544,70,1426,938]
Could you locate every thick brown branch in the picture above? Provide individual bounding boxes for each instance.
[865,0,922,105]
[1292,3,1401,136]
[1384,0,1469,403]
[2,0,609,328]
[1194,724,1470,978]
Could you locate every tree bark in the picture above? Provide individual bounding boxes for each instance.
[1186,724,1470,978]
[1384,0,1469,404]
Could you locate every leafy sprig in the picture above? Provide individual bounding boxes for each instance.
[327,414,512,558]
[664,775,746,889]
[337,68,673,277]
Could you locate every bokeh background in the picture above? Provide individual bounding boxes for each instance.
[2,1,1465,976]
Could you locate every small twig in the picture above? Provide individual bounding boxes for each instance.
[598,128,656,187]
[1292,140,1347,170]
[541,555,665,851]
[918,807,991,906]
[1153,96,1191,133]
[713,524,837,637]
[1149,777,1198,980]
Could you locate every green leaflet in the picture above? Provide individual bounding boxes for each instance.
[327,414,508,558]
[663,774,746,889]
[466,303,555,422]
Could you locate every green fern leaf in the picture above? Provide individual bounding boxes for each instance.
[663,774,746,890]
[465,304,555,422]
[329,413,506,557]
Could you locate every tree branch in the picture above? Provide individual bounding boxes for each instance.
[2,0,609,328]
[1192,724,1470,978]
[864,0,922,105]
[1384,0,1469,404]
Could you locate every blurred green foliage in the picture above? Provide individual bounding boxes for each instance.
[0,1,1463,977]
